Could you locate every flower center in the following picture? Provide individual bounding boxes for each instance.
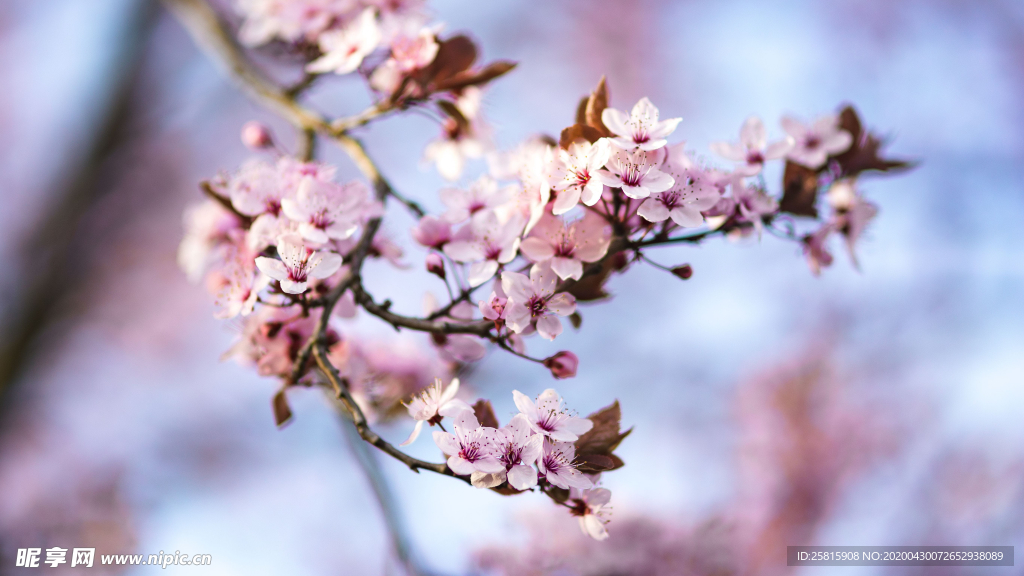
[460,441,485,463]
[310,209,332,229]
[747,150,765,165]
[528,296,547,317]
[804,135,821,150]
[621,163,644,187]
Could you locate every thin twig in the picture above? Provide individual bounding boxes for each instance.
[312,344,469,483]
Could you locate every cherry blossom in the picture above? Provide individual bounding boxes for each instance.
[637,149,721,227]
[254,234,342,294]
[512,388,593,442]
[597,149,675,200]
[781,114,853,169]
[411,215,452,249]
[424,88,488,181]
[443,211,525,287]
[478,278,508,323]
[710,116,794,176]
[229,159,287,218]
[281,177,377,244]
[213,244,268,319]
[828,179,878,268]
[488,139,557,234]
[519,212,612,281]
[241,121,274,150]
[439,176,512,224]
[307,8,382,75]
[472,414,545,490]
[601,97,681,151]
[178,200,242,283]
[433,411,505,476]
[542,351,578,379]
[500,264,576,340]
[733,183,779,235]
[399,377,471,446]
[569,484,612,541]
[551,138,613,214]
[538,440,593,490]
[803,223,836,275]
[236,0,348,46]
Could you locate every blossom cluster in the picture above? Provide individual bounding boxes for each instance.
[402,379,622,540]
[174,0,909,547]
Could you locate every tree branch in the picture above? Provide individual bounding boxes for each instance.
[312,344,468,483]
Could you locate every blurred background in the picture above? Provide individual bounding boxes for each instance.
[0,0,1022,574]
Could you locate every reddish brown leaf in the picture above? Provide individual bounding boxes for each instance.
[779,161,820,217]
[832,104,915,177]
[575,96,589,125]
[273,389,293,427]
[573,401,631,473]
[414,35,477,89]
[434,60,517,92]
[472,399,500,429]
[559,124,603,150]
[584,76,610,136]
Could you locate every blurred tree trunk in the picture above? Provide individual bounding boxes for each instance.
[0,0,160,420]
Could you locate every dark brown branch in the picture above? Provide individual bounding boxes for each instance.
[312,344,468,482]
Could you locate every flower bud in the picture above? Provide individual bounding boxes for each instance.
[671,264,693,280]
[543,351,579,379]
[425,253,446,280]
[241,121,273,150]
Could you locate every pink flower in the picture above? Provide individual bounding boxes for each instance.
[229,159,287,218]
[803,223,835,276]
[488,139,557,234]
[637,148,721,227]
[443,211,525,287]
[425,253,445,279]
[601,97,681,151]
[281,177,377,244]
[828,179,878,269]
[538,440,593,490]
[410,215,452,249]
[569,485,612,540]
[254,234,342,294]
[597,149,675,199]
[424,88,487,181]
[433,411,505,476]
[236,0,348,46]
[213,244,269,319]
[513,388,593,442]
[240,121,274,150]
[177,200,242,283]
[551,138,613,214]
[399,377,472,446]
[479,279,508,322]
[733,183,779,235]
[501,264,576,340]
[439,175,512,224]
[473,414,545,490]
[710,116,794,176]
[543,351,578,379]
[519,212,611,281]
[388,26,438,72]
[306,8,381,75]
[781,114,853,169]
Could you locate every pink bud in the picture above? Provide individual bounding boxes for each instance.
[425,253,446,280]
[241,121,273,150]
[543,351,578,379]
